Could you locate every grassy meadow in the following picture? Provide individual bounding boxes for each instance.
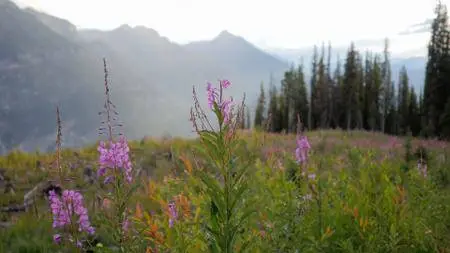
[1,128,450,252]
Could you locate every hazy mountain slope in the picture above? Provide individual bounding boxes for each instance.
[0,0,106,153]
[0,0,288,153]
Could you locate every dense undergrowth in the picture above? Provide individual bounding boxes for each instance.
[1,75,450,253]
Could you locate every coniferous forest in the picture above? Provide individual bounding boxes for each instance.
[253,2,450,140]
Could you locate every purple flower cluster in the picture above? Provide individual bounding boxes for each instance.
[206,80,233,124]
[295,135,311,164]
[168,201,178,228]
[97,136,133,183]
[49,190,95,243]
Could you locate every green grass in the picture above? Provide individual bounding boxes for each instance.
[1,130,450,252]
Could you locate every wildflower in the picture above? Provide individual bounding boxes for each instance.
[206,80,234,124]
[308,173,316,180]
[295,135,311,164]
[49,190,95,244]
[53,234,62,244]
[122,218,130,232]
[97,136,133,183]
[220,79,231,89]
[168,201,178,228]
[206,82,218,109]
[220,97,233,123]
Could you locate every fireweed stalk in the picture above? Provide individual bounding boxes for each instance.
[168,201,178,228]
[295,135,311,166]
[48,107,95,251]
[294,114,310,173]
[95,58,139,252]
[190,79,257,253]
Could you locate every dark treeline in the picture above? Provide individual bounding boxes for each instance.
[253,2,450,140]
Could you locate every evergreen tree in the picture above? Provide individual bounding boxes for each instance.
[293,61,309,132]
[332,55,344,129]
[386,81,398,135]
[371,55,382,130]
[408,87,420,136]
[397,66,410,135]
[380,38,392,133]
[343,42,359,130]
[277,93,286,133]
[313,44,330,128]
[363,51,373,130]
[439,98,450,137]
[363,53,382,131]
[267,83,280,132]
[254,82,266,129]
[326,42,334,128]
[423,1,450,138]
[355,53,365,129]
[309,46,319,130]
[281,66,296,132]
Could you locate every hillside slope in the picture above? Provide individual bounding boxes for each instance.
[0,0,288,153]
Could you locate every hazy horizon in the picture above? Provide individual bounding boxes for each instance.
[12,0,443,49]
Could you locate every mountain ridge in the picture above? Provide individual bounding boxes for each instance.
[0,0,288,154]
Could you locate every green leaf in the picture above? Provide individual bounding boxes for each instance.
[229,208,256,246]
[197,170,226,220]
[229,181,249,215]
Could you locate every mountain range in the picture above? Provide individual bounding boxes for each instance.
[0,0,430,153]
[0,0,289,153]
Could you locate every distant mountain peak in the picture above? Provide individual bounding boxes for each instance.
[112,24,160,38]
[116,24,132,31]
[133,25,160,36]
[217,30,234,38]
[214,30,243,42]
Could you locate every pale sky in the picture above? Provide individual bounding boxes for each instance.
[13,0,445,49]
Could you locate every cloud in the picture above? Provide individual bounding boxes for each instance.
[398,18,432,35]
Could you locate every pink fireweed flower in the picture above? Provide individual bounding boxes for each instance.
[122,218,130,232]
[53,234,62,244]
[220,79,231,89]
[295,135,311,164]
[206,82,218,109]
[206,80,234,124]
[97,136,133,183]
[220,97,233,124]
[49,190,95,244]
[168,201,178,228]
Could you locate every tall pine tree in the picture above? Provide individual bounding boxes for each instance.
[254,82,266,129]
